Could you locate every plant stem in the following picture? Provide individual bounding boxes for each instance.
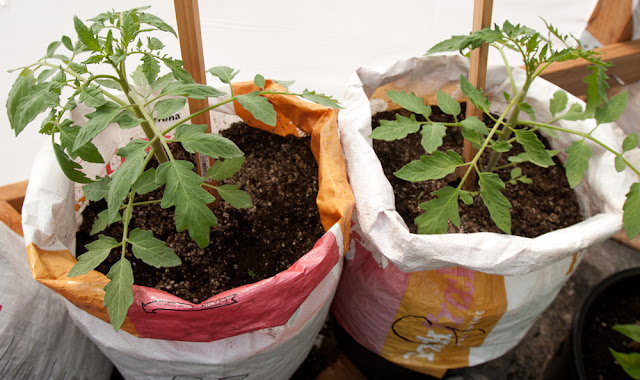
[128,92,173,163]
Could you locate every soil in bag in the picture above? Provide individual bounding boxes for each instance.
[372,105,582,237]
[76,122,325,303]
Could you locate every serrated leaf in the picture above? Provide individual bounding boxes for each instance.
[131,66,149,88]
[387,90,431,119]
[584,65,609,115]
[395,150,463,182]
[103,258,134,331]
[461,126,482,145]
[205,156,245,180]
[156,160,217,247]
[514,129,555,168]
[113,110,143,129]
[369,114,421,141]
[565,140,593,188]
[421,123,447,154]
[36,68,58,84]
[595,91,628,125]
[79,86,107,108]
[61,35,74,51]
[108,140,147,221]
[154,98,186,120]
[459,75,490,112]
[73,16,101,52]
[490,141,513,153]
[549,90,568,116]
[559,103,588,121]
[68,235,118,277]
[52,142,93,184]
[416,186,460,234]
[615,156,627,172]
[59,121,103,163]
[623,133,639,152]
[82,55,104,65]
[207,66,238,84]
[162,58,195,83]
[70,63,88,75]
[141,54,160,85]
[139,12,177,37]
[90,209,122,235]
[8,74,50,135]
[121,12,138,45]
[427,28,503,55]
[73,102,120,152]
[150,73,176,93]
[132,168,161,195]
[161,82,226,100]
[478,172,512,234]
[128,229,181,268]
[460,116,490,135]
[609,349,640,379]
[236,91,277,126]
[215,184,253,209]
[518,102,536,121]
[147,37,164,51]
[623,183,640,239]
[175,124,243,158]
[437,90,461,117]
[300,90,343,109]
[254,74,266,90]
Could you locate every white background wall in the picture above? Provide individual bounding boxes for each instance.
[0,0,598,186]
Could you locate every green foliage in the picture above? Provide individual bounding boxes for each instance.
[7,7,340,331]
[369,20,640,237]
[611,324,640,379]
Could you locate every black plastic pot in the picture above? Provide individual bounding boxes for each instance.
[544,267,640,380]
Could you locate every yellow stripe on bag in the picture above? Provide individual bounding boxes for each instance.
[379,267,507,378]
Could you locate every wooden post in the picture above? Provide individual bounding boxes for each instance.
[173,0,219,201]
[461,0,493,190]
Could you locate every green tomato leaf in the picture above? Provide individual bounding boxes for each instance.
[595,91,629,125]
[623,133,639,152]
[128,229,181,268]
[139,12,177,37]
[73,16,101,52]
[236,91,277,126]
[147,37,165,51]
[549,90,568,116]
[609,349,640,380]
[103,258,134,331]
[156,160,217,248]
[461,126,482,146]
[437,90,461,117]
[369,114,421,141]
[386,90,431,119]
[90,209,122,235]
[141,54,160,85]
[175,124,243,158]
[37,68,59,84]
[73,102,120,152]
[67,235,118,277]
[79,86,107,108]
[132,168,161,195]
[416,186,460,234]
[161,82,226,100]
[623,183,640,239]
[559,103,589,121]
[395,150,462,182]
[479,172,512,234]
[490,141,513,153]
[7,72,35,133]
[52,142,93,184]
[205,156,246,181]
[59,120,103,163]
[460,116,490,135]
[514,129,555,168]
[108,140,147,221]
[615,156,628,172]
[301,90,343,109]
[565,140,593,188]
[276,80,295,89]
[121,12,138,45]
[150,73,176,93]
[61,35,74,51]
[154,98,186,120]
[584,65,609,115]
[162,58,195,83]
[215,184,253,209]
[207,66,238,85]
[459,75,490,113]
[518,102,536,121]
[421,123,447,154]
[8,76,50,136]
[613,324,640,343]
[254,74,266,90]
[113,110,143,129]
[459,190,475,206]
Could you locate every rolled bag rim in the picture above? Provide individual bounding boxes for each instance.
[338,54,632,276]
[23,80,355,342]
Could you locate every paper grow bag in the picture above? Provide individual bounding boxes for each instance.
[331,55,633,378]
[22,81,354,379]
[0,201,113,379]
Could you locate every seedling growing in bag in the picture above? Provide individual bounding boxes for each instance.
[6,7,340,331]
[370,21,640,238]
[611,324,640,379]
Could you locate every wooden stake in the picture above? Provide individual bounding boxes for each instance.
[461,0,493,190]
[173,0,219,201]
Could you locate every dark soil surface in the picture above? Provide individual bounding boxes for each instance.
[580,275,640,380]
[372,105,582,237]
[76,122,324,303]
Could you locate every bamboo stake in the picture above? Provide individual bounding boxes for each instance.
[461,0,493,190]
[173,0,219,201]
